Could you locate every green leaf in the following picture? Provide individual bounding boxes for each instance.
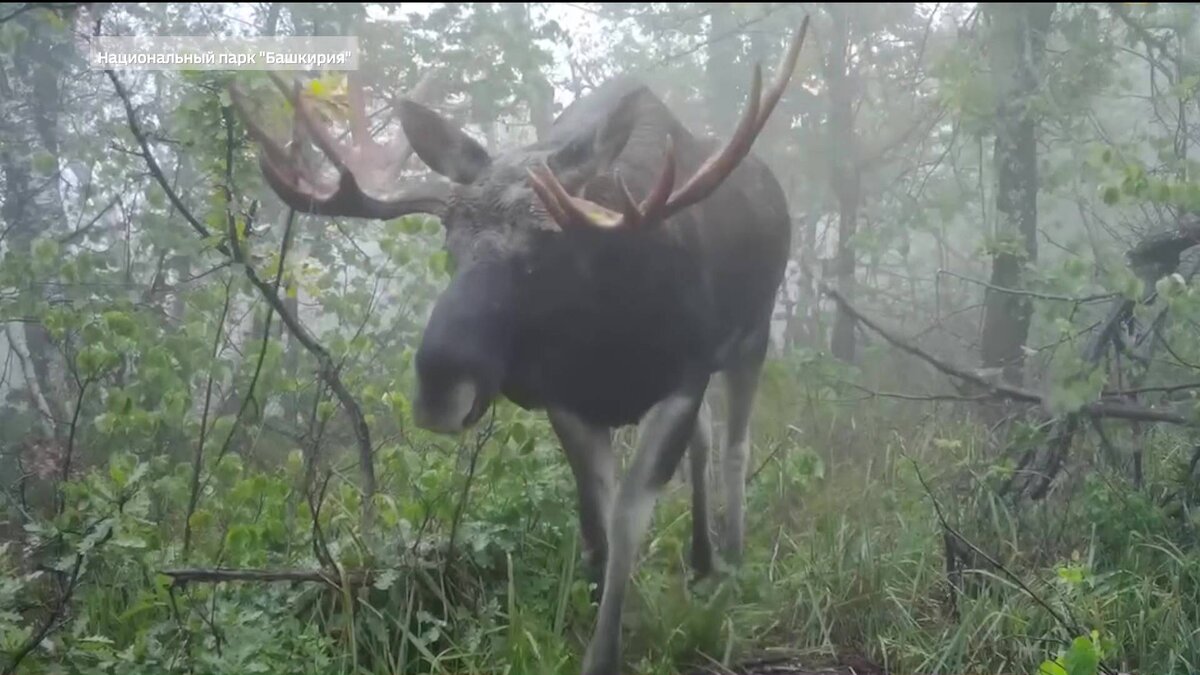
[1039,659,1068,675]
[113,533,147,550]
[1101,185,1120,205]
[32,152,57,174]
[103,311,137,339]
[188,510,213,532]
[31,237,59,270]
[1063,635,1100,675]
[373,568,398,590]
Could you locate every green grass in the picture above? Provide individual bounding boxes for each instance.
[5,388,1200,675]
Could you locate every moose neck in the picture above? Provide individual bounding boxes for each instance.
[500,226,719,428]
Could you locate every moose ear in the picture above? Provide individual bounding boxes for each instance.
[397,99,492,184]
[548,86,645,187]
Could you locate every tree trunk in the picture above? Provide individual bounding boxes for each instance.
[827,5,860,363]
[706,4,741,134]
[0,18,72,437]
[979,3,1054,386]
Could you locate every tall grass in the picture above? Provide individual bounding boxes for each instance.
[5,362,1199,675]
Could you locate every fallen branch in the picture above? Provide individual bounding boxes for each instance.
[1102,381,1200,397]
[161,567,373,587]
[818,282,1195,427]
[1126,215,1200,274]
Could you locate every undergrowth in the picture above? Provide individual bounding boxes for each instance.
[3,350,1199,675]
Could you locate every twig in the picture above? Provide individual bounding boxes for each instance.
[161,567,373,587]
[1102,381,1200,397]
[908,458,1117,675]
[56,195,120,245]
[209,209,295,471]
[3,509,121,675]
[1155,324,1200,371]
[183,278,232,557]
[444,408,496,573]
[937,269,1117,303]
[843,381,991,403]
[106,68,378,528]
[0,2,79,25]
[2,552,86,675]
[55,376,91,515]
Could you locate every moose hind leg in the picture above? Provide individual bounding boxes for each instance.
[548,407,615,600]
[688,398,715,578]
[581,374,708,675]
[722,346,766,565]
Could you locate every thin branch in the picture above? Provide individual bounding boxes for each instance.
[210,209,296,470]
[1102,381,1200,398]
[444,408,495,574]
[908,458,1117,675]
[937,269,1117,303]
[818,281,1196,426]
[55,376,92,515]
[0,2,79,25]
[843,381,992,403]
[183,278,233,557]
[161,567,372,587]
[56,195,119,245]
[106,68,378,528]
[220,106,377,527]
[1108,3,1182,70]
[2,511,119,675]
[106,69,223,250]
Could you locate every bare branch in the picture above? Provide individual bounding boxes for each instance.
[161,567,373,587]
[937,269,1117,304]
[818,281,1196,427]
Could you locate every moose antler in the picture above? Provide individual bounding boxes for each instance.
[229,72,451,220]
[527,15,810,232]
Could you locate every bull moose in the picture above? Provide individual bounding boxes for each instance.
[231,17,809,675]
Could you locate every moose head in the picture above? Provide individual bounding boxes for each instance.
[231,17,809,675]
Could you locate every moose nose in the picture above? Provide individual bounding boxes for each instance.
[413,380,480,434]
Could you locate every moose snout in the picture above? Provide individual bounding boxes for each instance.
[413,378,484,434]
[412,258,514,435]
[412,330,501,435]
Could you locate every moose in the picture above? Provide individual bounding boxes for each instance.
[231,17,808,675]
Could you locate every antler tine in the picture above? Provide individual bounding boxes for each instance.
[646,63,761,219]
[646,17,808,222]
[527,166,573,227]
[229,73,452,220]
[755,14,810,135]
[288,84,354,176]
[614,173,642,226]
[639,143,677,223]
[347,73,371,146]
[229,82,295,175]
[527,19,809,234]
[528,164,622,230]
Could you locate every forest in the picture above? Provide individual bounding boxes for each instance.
[1,2,1198,674]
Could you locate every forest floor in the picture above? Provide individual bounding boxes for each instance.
[685,654,887,675]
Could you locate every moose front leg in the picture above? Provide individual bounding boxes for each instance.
[548,408,615,600]
[581,374,708,675]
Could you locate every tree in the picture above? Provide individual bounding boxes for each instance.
[979,3,1056,385]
